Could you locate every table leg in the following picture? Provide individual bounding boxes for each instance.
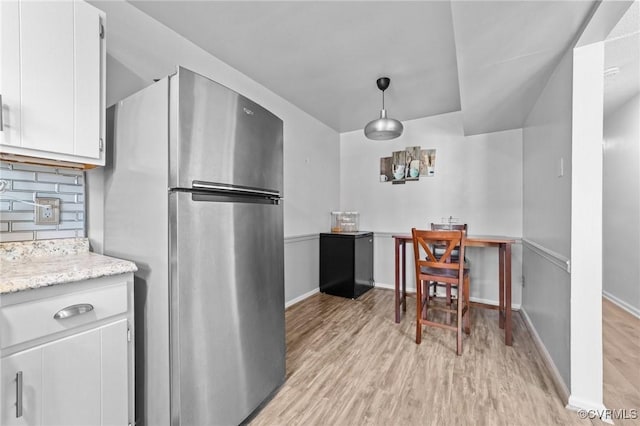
[498,244,505,330]
[505,243,513,346]
[395,237,401,323]
[401,240,407,313]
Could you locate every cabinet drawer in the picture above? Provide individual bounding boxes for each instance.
[0,282,127,349]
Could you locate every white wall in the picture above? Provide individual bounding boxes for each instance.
[522,47,573,393]
[88,0,340,304]
[523,39,609,412]
[603,93,640,316]
[339,111,523,307]
[522,0,634,412]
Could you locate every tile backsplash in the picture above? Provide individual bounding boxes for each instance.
[0,161,85,242]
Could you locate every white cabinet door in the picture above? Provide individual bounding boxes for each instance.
[1,347,43,426]
[74,0,104,160]
[41,320,128,425]
[0,0,105,165]
[100,319,129,426]
[1,321,129,426]
[0,0,22,148]
[19,1,75,156]
[41,327,101,426]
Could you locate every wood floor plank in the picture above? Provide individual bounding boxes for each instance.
[602,298,640,426]
[251,289,598,426]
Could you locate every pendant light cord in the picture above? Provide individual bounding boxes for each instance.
[382,90,385,110]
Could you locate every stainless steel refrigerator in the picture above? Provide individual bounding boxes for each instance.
[103,67,285,426]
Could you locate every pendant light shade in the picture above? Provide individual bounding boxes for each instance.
[364,77,403,140]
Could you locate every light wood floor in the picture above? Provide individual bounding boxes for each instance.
[602,298,640,426]
[250,288,598,426]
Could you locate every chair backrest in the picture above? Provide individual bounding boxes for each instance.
[430,223,467,258]
[411,228,466,281]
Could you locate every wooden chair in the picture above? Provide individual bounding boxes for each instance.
[430,223,468,310]
[411,228,471,355]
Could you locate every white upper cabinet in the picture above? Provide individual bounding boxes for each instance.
[0,0,106,167]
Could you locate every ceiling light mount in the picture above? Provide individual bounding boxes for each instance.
[364,76,403,140]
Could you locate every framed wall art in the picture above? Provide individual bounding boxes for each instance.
[379,146,437,183]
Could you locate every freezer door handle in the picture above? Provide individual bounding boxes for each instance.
[192,181,280,198]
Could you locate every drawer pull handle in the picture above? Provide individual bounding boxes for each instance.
[16,371,22,418]
[53,303,94,319]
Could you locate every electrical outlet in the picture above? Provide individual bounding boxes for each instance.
[35,197,60,225]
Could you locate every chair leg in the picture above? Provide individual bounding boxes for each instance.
[416,278,422,344]
[456,292,463,355]
[421,281,428,320]
[445,283,452,325]
[464,275,471,335]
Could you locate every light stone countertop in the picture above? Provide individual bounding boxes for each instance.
[0,238,137,294]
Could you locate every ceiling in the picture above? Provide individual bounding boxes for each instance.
[127,1,622,136]
[604,0,640,116]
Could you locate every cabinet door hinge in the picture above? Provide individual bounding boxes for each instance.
[99,22,105,39]
[99,138,104,152]
[127,327,132,342]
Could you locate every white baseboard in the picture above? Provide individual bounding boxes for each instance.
[373,282,521,309]
[520,307,571,405]
[602,291,640,319]
[285,288,319,309]
[470,296,521,310]
[374,282,396,291]
[566,396,612,424]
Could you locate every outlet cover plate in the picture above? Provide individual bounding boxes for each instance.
[35,197,60,225]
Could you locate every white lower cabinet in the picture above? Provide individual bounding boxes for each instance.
[0,275,133,426]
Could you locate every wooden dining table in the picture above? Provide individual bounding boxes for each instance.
[393,234,517,346]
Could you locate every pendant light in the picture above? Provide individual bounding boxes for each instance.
[364,77,403,140]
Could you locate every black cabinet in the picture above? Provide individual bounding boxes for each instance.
[319,232,374,299]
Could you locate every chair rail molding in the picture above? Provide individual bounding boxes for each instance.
[522,238,571,273]
[284,233,319,244]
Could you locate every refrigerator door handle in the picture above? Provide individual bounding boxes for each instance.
[192,181,280,198]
